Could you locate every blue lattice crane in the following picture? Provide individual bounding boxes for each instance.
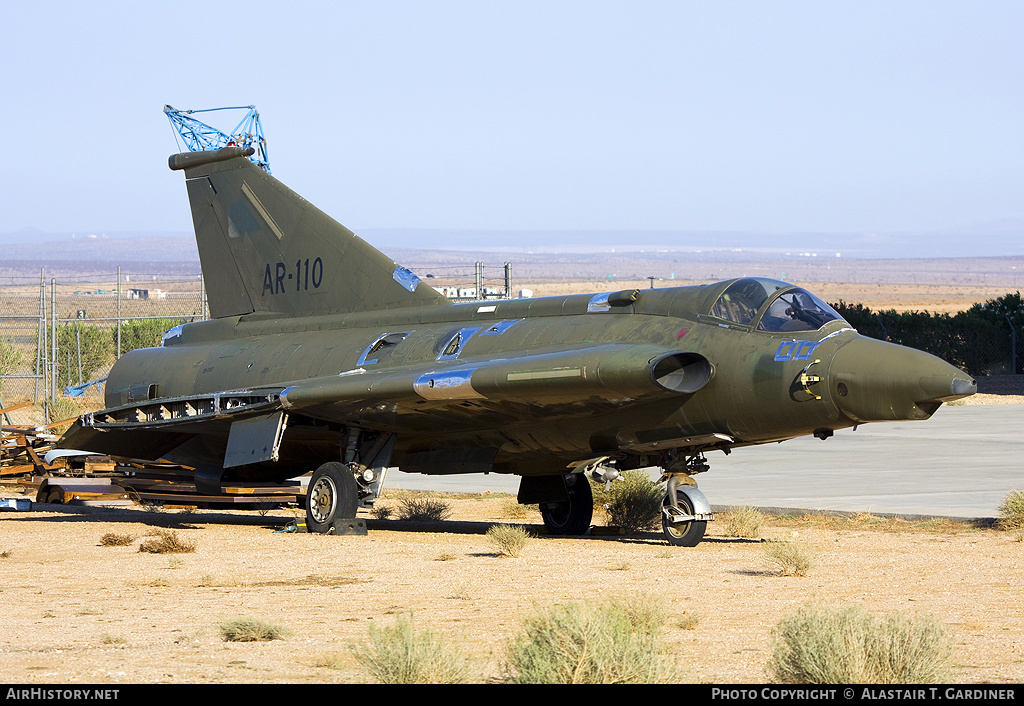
[164,105,271,173]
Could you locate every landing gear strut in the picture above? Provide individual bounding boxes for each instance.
[657,450,716,547]
[661,481,710,547]
[304,430,395,535]
[539,473,593,535]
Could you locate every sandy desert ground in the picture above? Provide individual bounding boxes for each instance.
[0,492,1021,685]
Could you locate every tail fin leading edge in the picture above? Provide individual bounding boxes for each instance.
[169,147,450,319]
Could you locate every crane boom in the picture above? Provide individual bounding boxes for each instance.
[164,105,271,173]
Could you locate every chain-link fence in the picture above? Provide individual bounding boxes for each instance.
[404,261,517,300]
[0,263,513,414]
[0,269,206,417]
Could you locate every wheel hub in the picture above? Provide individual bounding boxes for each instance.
[309,477,337,524]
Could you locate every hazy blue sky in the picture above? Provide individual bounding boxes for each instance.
[2,1,1022,241]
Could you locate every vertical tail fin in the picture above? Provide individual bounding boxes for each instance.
[169,147,449,318]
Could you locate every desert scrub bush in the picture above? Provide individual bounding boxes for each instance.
[396,496,453,522]
[138,530,196,554]
[116,317,187,355]
[56,323,112,387]
[0,336,25,395]
[723,506,765,538]
[99,532,136,546]
[45,396,81,433]
[768,603,954,684]
[351,612,472,684]
[503,594,677,684]
[219,616,289,642]
[997,490,1024,537]
[501,496,535,519]
[602,470,664,534]
[312,652,346,670]
[763,538,815,576]
[486,524,532,557]
[370,504,393,520]
[677,611,703,630]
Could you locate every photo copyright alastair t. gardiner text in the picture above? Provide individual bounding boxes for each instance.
[711,687,1018,702]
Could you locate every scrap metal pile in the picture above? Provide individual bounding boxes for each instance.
[1,400,122,503]
[2,400,303,508]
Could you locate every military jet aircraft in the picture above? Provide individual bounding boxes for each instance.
[58,145,977,546]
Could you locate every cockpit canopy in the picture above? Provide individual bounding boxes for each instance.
[708,278,846,332]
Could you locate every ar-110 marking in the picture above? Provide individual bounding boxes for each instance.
[263,258,324,295]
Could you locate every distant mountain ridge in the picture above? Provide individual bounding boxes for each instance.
[3,221,1022,262]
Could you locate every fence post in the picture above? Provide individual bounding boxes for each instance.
[116,267,122,358]
[201,275,208,320]
[50,278,57,406]
[36,269,45,403]
[875,315,888,341]
[1008,314,1018,375]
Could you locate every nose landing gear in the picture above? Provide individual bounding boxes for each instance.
[658,451,716,547]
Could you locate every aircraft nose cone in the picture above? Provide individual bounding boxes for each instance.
[829,336,976,423]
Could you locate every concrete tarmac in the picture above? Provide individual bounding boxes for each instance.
[385,404,1024,521]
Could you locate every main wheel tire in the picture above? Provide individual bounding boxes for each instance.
[306,462,359,534]
[662,489,707,547]
[539,473,593,535]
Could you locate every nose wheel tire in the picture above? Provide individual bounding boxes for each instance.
[662,489,707,547]
[306,462,359,534]
[539,473,593,535]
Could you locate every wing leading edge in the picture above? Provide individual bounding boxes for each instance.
[59,344,712,467]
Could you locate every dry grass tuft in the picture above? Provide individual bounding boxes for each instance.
[768,603,954,683]
[218,616,289,642]
[396,497,453,522]
[763,538,816,576]
[997,490,1024,540]
[99,532,136,547]
[723,506,765,538]
[599,470,664,535]
[370,504,394,520]
[486,524,532,557]
[351,612,472,684]
[503,594,677,684]
[677,611,703,630]
[138,530,196,554]
[501,497,535,519]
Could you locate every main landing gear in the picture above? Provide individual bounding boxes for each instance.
[538,473,594,535]
[306,462,359,534]
[523,450,718,545]
[304,431,393,534]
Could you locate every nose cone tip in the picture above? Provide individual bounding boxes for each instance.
[950,377,977,398]
[918,373,977,404]
[830,336,977,422]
